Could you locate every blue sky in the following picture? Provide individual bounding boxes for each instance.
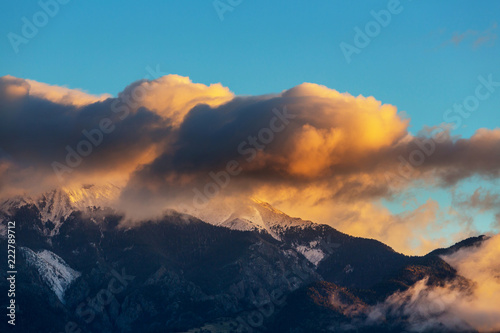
[1,0,499,248]
[1,1,499,137]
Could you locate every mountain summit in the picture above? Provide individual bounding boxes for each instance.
[0,186,489,332]
[0,184,120,231]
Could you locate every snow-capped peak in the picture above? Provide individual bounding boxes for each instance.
[21,247,81,303]
[179,197,315,239]
[0,183,120,226]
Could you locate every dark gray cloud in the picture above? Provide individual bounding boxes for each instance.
[1,75,500,214]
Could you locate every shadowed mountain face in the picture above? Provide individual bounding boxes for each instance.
[0,189,484,333]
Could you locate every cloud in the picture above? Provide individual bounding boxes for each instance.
[367,234,500,332]
[117,74,233,126]
[457,187,500,213]
[444,22,498,49]
[423,128,500,185]
[0,75,172,197]
[119,82,500,239]
[0,75,111,106]
[262,191,475,255]
[1,74,500,254]
[25,78,112,106]
[451,187,500,232]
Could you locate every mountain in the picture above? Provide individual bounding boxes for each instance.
[0,185,485,332]
[0,183,120,235]
[426,235,489,257]
[21,247,81,303]
[180,198,315,239]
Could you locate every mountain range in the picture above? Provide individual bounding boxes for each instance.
[0,184,487,333]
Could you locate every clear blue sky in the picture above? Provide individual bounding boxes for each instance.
[1,0,499,137]
[1,0,499,244]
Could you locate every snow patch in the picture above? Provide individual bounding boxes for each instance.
[219,218,259,231]
[295,245,325,266]
[0,183,120,235]
[22,248,81,303]
[180,198,316,240]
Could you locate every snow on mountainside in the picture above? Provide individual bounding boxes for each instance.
[296,241,325,266]
[21,247,81,303]
[1,184,311,238]
[180,198,328,265]
[182,198,315,239]
[1,184,327,265]
[0,183,120,230]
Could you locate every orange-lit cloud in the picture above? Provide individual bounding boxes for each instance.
[251,183,471,255]
[1,74,500,254]
[0,75,110,106]
[25,79,112,106]
[118,74,234,126]
[369,234,500,332]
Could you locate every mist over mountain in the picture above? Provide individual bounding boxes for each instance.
[2,73,500,257]
[1,185,496,333]
[2,1,499,331]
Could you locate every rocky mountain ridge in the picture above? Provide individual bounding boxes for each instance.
[0,185,485,332]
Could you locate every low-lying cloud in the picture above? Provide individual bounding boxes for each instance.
[1,74,500,254]
[367,234,500,332]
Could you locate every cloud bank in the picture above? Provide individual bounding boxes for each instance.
[1,74,499,253]
[367,235,500,332]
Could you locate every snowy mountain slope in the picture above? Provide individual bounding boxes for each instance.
[181,198,315,239]
[1,184,329,265]
[180,198,328,265]
[0,186,484,333]
[0,183,120,233]
[295,241,325,266]
[21,247,81,303]
[1,184,312,238]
